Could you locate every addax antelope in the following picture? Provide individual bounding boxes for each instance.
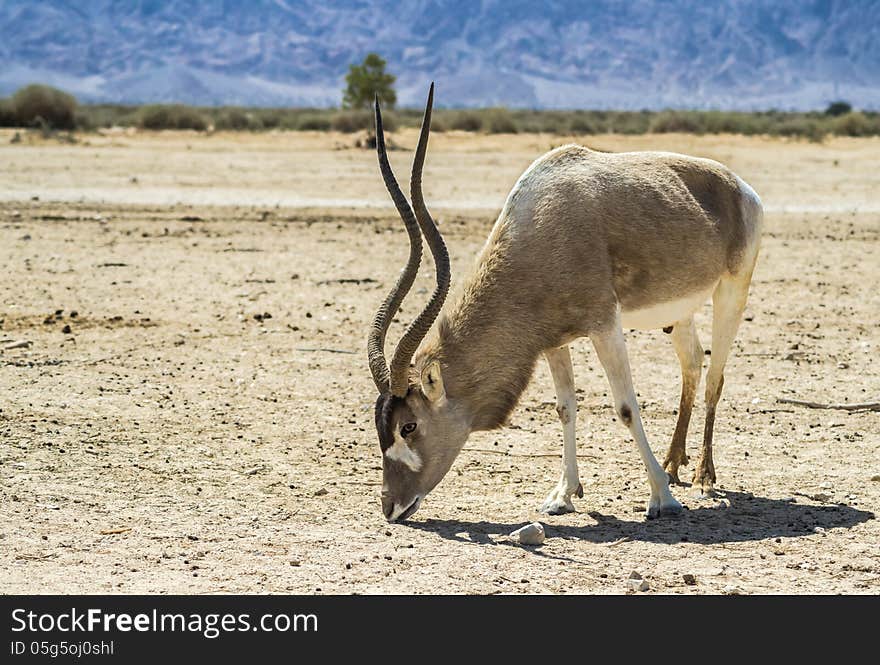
[368,85,762,523]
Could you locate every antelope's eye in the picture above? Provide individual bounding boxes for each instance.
[400,422,417,437]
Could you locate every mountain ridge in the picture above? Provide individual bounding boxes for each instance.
[1,0,878,109]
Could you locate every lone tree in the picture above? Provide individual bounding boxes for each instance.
[824,101,852,116]
[343,53,397,110]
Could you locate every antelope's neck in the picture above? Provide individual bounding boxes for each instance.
[421,285,547,432]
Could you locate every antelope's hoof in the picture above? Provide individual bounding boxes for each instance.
[692,470,717,498]
[646,497,684,520]
[541,487,577,515]
[692,485,716,500]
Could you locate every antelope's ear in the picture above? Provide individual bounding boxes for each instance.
[420,361,445,402]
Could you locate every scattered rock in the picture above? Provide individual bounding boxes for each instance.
[870,475,880,482]
[629,570,643,580]
[290,560,301,567]
[810,493,831,502]
[813,527,826,535]
[313,487,328,496]
[2,340,32,350]
[61,324,72,334]
[683,573,697,585]
[629,578,650,592]
[509,522,545,546]
[722,585,742,595]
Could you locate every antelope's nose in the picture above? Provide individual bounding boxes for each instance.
[381,495,394,520]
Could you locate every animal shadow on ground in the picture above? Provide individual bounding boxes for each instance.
[408,491,874,547]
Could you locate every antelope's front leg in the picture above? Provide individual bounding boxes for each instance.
[591,320,683,519]
[540,346,583,515]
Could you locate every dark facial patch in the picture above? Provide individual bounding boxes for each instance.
[374,393,404,452]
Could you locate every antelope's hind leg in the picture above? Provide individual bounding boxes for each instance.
[663,317,703,484]
[540,345,583,515]
[693,274,752,495]
[591,318,682,519]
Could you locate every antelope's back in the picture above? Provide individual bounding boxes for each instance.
[497,145,760,311]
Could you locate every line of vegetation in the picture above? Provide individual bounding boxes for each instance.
[1,84,878,140]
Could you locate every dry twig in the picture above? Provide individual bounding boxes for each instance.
[777,398,880,412]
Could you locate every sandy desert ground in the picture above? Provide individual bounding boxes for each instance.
[0,127,878,594]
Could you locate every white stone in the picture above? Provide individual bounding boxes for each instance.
[509,522,545,545]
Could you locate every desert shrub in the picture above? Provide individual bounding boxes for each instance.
[10,84,77,129]
[74,104,139,129]
[569,113,598,134]
[73,108,94,131]
[0,98,16,127]
[214,108,258,131]
[832,111,876,137]
[513,110,565,133]
[700,111,742,134]
[297,114,332,131]
[427,115,448,132]
[256,111,282,129]
[449,110,482,132]
[607,111,651,134]
[331,109,375,133]
[773,116,825,142]
[138,104,208,131]
[649,111,703,133]
[483,107,518,133]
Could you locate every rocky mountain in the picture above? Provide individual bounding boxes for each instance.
[0,0,878,109]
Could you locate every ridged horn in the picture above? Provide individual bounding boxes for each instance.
[389,83,450,397]
[367,96,423,394]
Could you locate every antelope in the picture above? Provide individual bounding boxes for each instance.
[369,84,762,523]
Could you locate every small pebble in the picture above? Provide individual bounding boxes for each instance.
[509,522,545,546]
[61,324,72,334]
[683,573,697,585]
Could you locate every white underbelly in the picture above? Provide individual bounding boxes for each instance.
[620,283,717,330]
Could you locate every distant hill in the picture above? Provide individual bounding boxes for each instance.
[1,0,878,109]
